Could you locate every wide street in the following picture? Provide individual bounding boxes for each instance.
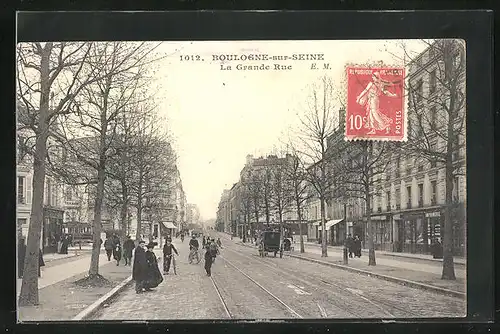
[93,233,465,320]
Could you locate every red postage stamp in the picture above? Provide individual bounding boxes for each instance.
[345,66,406,141]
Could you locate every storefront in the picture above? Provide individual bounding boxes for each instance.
[328,219,345,246]
[42,207,64,253]
[359,215,392,251]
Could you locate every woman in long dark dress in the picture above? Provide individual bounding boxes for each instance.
[143,242,163,290]
[113,243,122,266]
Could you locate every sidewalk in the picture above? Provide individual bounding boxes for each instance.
[232,237,465,295]
[91,238,226,320]
[304,241,466,265]
[17,252,109,297]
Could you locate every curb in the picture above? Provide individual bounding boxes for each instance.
[236,241,465,299]
[305,243,466,266]
[72,255,163,321]
[72,275,133,320]
[288,254,466,299]
[45,253,80,263]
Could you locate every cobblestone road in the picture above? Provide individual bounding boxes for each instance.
[94,234,465,320]
[93,240,226,320]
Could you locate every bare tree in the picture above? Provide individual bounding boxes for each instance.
[54,42,159,283]
[16,42,96,306]
[269,154,294,246]
[283,146,313,253]
[336,140,393,265]
[247,169,263,235]
[399,39,466,279]
[295,76,338,257]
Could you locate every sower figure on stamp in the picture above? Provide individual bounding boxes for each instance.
[356,71,399,135]
[123,235,135,266]
[162,237,179,275]
[132,240,148,294]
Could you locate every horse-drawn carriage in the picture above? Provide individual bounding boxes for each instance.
[258,230,294,258]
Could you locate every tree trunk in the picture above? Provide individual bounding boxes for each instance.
[297,202,305,253]
[18,45,51,306]
[120,185,128,244]
[242,214,247,243]
[442,122,456,280]
[89,162,105,276]
[366,142,376,266]
[320,197,328,257]
[135,171,144,241]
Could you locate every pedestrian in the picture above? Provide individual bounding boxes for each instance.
[133,240,148,294]
[202,236,206,248]
[113,242,122,266]
[209,239,219,263]
[123,235,135,266]
[353,235,362,258]
[143,242,163,291]
[204,247,213,277]
[60,235,70,254]
[162,238,179,275]
[104,237,114,261]
[431,238,443,259]
[346,234,354,258]
[216,237,222,248]
[188,235,200,264]
[38,248,45,277]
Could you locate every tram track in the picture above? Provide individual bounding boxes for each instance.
[209,255,303,319]
[222,243,423,318]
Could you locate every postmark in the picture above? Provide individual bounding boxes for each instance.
[345,66,406,141]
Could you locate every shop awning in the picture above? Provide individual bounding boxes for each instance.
[161,221,177,229]
[326,219,344,229]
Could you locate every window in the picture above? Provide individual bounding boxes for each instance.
[429,70,437,94]
[407,186,412,208]
[386,191,391,210]
[395,156,401,178]
[395,188,401,209]
[418,184,424,207]
[417,79,423,103]
[17,176,25,204]
[430,106,437,129]
[431,181,437,205]
[65,187,73,202]
[453,177,460,202]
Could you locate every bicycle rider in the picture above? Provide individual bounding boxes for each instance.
[188,235,200,264]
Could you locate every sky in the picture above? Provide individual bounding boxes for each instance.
[150,40,428,220]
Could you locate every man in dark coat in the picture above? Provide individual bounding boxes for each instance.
[123,236,135,266]
[204,247,213,277]
[346,234,354,258]
[104,237,114,261]
[133,240,148,293]
[353,235,362,258]
[113,243,122,266]
[144,242,163,290]
[162,238,179,275]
